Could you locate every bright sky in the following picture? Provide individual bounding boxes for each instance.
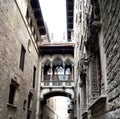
[39,0,67,43]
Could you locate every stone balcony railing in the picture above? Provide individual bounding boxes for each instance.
[43,74,72,81]
[41,80,74,88]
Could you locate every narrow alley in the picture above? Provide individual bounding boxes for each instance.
[0,0,120,119]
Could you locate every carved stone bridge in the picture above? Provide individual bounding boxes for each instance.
[40,80,74,99]
[39,43,75,100]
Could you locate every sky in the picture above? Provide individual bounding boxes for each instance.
[39,0,67,43]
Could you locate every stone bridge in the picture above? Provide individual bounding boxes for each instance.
[40,80,74,100]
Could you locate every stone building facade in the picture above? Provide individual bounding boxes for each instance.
[0,0,74,119]
[74,0,120,119]
[0,0,47,119]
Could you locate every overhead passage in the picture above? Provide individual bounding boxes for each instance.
[39,43,74,55]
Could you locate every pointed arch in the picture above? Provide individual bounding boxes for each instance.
[65,58,73,65]
[64,58,73,81]
[53,57,63,66]
[42,59,51,81]
[44,59,51,66]
[52,57,64,81]
[52,55,64,63]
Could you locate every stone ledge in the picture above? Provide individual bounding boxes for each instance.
[89,95,107,109]
[7,103,17,110]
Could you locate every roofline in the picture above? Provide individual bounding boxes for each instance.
[39,43,75,47]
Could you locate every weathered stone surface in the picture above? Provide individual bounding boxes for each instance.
[97,0,120,118]
[76,0,120,118]
[0,0,39,119]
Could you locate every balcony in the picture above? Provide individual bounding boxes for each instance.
[41,80,74,88]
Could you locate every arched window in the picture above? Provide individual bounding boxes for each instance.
[53,58,64,80]
[65,59,72,80]
[53,57,63,66]
[43,59,51,80]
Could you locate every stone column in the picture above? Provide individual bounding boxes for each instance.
[72,64,74,81]
[41,66,44,81]
[50,63,53,81]
[63,63,65,80]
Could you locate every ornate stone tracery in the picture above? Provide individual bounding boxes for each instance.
[42,56,74,81]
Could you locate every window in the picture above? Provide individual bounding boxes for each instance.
[43,58,73,81]
[9,84,16,104]
[23,99,26,110]
[65,67,71,80]
[32,66,36,88]
[54,66,64,80]
[53,58,64,81]
[27,92,33,119]
[27,92,33,109]
[8,79,18,105]
[19,45,26,71]
[44,60,51,80]
[65,59,72,80]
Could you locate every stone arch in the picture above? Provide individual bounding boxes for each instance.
[41,57,51,65]
[44,59,51,66]
[43,91,72,100]
[65,58,73,65]
[52,57,63,65]
[52,57,64,81]
[40,90,74,119]
[64,58,74,81]
[52,55,64,63]
[40,88,74,99]
[42,59,51,81]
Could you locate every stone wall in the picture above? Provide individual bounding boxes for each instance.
[0,0,39,119]
[100,0,120,118]
[74,0,120,119]
[86,0,120,119]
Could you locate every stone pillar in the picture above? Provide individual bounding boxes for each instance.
[41,66,44,81]
[72,64,74,80]
[50,63,53,81]
[63,63,65,80]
